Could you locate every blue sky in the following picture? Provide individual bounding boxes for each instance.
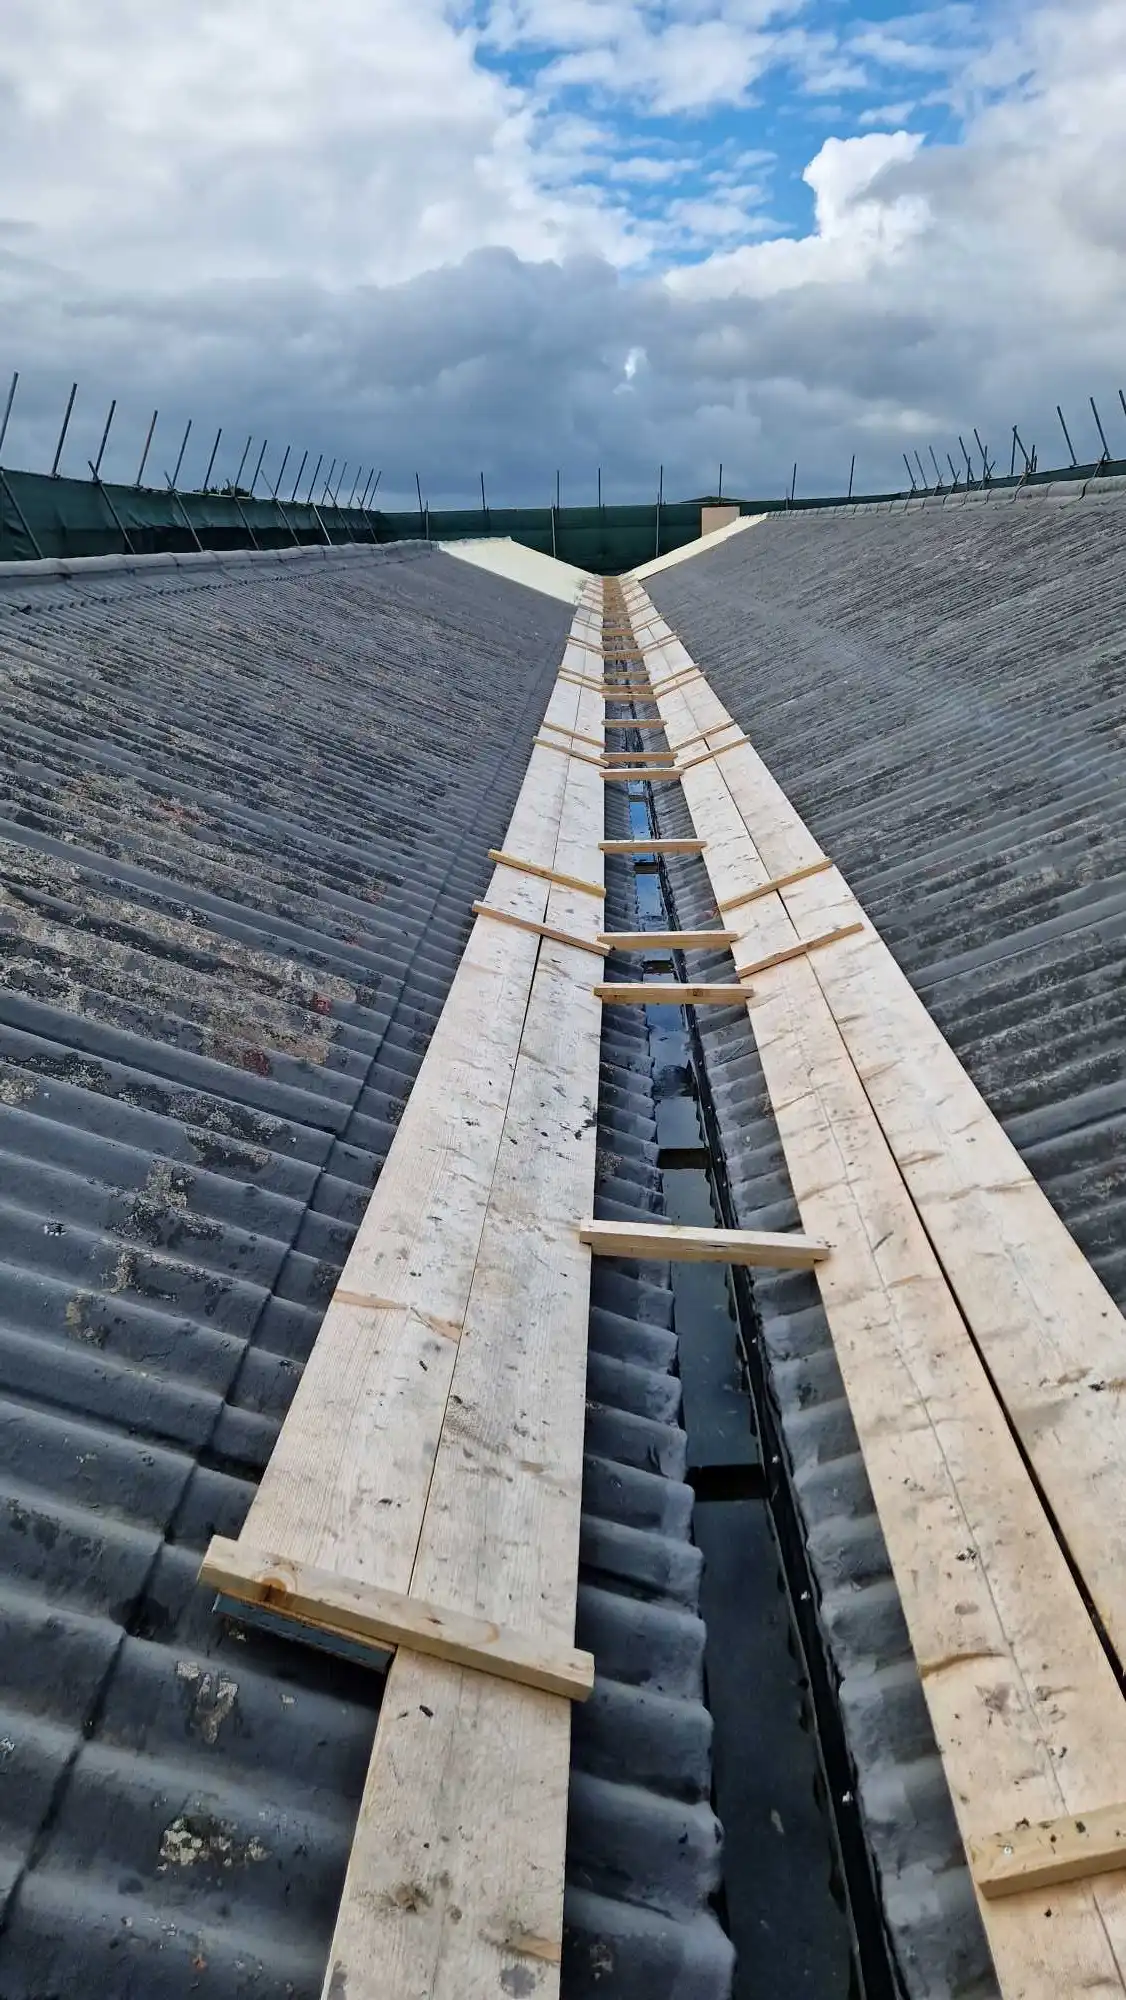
[471,1,980,254]
[0,0,1124,505]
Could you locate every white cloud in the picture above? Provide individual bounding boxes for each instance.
[667,131,926,296]
[0,0,639,289]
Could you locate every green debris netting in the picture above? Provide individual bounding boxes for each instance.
[385,501,706,573]
[0,468,373,564]
[3,462,1123,575]
[0,471,708,573]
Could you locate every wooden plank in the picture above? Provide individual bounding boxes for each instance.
[604,719,670,732]
[594,981,751,1004]
[320,604,608,1999]
[472,901,609,957]
[327,1652,569,1998]
[201,1537,595,1700]
[600,837,706,854]
[972,1806,1126,1900]
[733,922,865,981]
[580,1220,829,1268]
[718,858,833,914]
[602,748,675,764]
[598,930,737,949]
[487,849,605,899]
[626,578,1126,1998]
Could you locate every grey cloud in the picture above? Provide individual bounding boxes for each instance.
[5,230,1115,511]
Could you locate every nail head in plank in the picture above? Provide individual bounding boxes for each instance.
[972,1805,1126,1899]
[200,1537,595,1702]
[733,922,865,982]
[487,849,606,899]
[579,1220,829,1268]
[595,982,752,1004]
[473,902,608,957]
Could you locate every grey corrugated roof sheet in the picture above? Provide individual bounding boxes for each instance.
[646,489,1126,1997]
[0,545,732,1998]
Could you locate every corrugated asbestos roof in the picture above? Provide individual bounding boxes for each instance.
[646,488,1126,1998]
[0,544,730,1997]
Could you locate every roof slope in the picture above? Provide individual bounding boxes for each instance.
[0,543,569,1995]
[646,489,1126,1997]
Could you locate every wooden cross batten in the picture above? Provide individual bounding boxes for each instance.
[598,929,738,949]
[535,735,604,767]
[472,901,608,957]
[579,1220,830,1269]
[200,1537,596,1702]
[678,736,748,772]
[733,922,864,982]
[487,848,605,899]
[595,981,752,1004]
[600,837,707,854]
[718,857,834,914]
[972,1805,1126,1899]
